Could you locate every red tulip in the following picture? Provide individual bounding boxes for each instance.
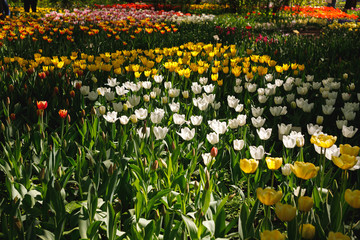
[36,101,48,110]
[210,147,218,158]
[58,109,68,119]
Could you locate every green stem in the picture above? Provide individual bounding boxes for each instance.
[247,174,251,200]
[271,170,274,188]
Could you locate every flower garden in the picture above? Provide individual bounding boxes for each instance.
[0,1,360,239]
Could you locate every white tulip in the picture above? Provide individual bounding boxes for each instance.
[233,139,245,151]
[153,126,168,140]
[256,127,272,140]
[190,115,203,126]
[177,127,195,141]
[206,132,219,145]
[113,102,123,112]
[249,145,265,160]
[342,125,358,138]
[103,111,117,123]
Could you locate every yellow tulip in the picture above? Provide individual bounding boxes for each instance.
[328,231,350,240]
[256,187,282,206]
[290,161,319,180]
[265,157,283,170]
[340,144,360,156]
[310,134,337,149]
[298,196,314,212]
[300,224,315,239]
[275,202,296,222]
[332,154,357,170]
[240,159,259,174]
[260,230,285,240]
[275,65,283,73]
[345,189,360,208]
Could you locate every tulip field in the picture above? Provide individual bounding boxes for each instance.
[1,1,360,239]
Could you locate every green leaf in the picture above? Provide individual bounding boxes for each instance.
[181,214,198,240]
[65,201,82,214]
[145,189,171,215]
[37,229,55,240]
[237,203,249,240]
[87,221,101,239]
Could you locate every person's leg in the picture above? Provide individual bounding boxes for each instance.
[30,0,37,12]
[3,0,10,16]
[24,0,30,12]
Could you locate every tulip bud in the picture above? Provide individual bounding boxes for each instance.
[91,107,96,116]
[160,204,167,216]
[108,164,114,175]
[316,116,323,125]
[8,84,14,92]
[1,122,5,132]
[102,131,106,142]
[281,163,292,176]
[26,123,31,132]
[123,103,128,111]
[229,193,236,200]
[55,180,62,191]
[192,148,196,157]
[99,106,106,115]
[57,166,62,177]
[13,216,22,231]
[10,113,15,121]
[143,158,147,166]
[67,114,71,123]
[210,147,218,157]
[291,101,296,109]
[39,168,45,181]
[130,114,137,123]
[171,142,176,150]
[151,160,159,171]
[343,73,348,79]
[194,180,199,190]
[154,209,160,220]
[6,96,10,106]
[159,158,167,168]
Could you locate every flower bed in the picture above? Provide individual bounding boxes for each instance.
[0,5,359,240]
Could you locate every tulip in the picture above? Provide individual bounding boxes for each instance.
[290,161,319,180]
[207,132,219,145]
[58,109,68,119]
[310,134,337,149]
[251,116,266,128]
[153,126,168,140]
[327,231,350,240]
[233,139,245,151]
[281,163,292,176]
[342,125,358,138]
[135,108,148,120]
[344,189,360,208]
[256,187,282,206]
[257,127,272,141]
[190,115,203,126]
[307,123,323,135]
[36,101,48,110]
[202,153,213,166]
[249,145,265,160]
[210,147,218,158]
[340,144,360,156]
[298,196,314,212]
[300,224,315,239]
[332,154,357,170]
[282,135,296,149]
[240,159,259,174]
[260,230,285,240]
[177,127,195,141]
[265,157,282,170]
[103,111,118,123]
[275,202,296,222]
